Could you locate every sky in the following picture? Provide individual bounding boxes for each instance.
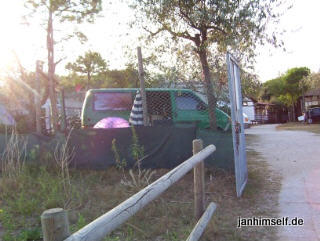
[254,0,320,81]
[0,0,319,83]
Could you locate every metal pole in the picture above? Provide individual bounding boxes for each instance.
[137,47,149,126]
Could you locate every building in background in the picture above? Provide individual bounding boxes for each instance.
[242,97,255,122]
[242,97,288,124]
[302,89,320,110]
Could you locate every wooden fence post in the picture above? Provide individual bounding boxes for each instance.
[137,46,149,126]
[41,208,70,241]
[59,89,67,132]
[193,139,205,220]
[35,60,42,134]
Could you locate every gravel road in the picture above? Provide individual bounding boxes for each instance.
[246,124,320,241]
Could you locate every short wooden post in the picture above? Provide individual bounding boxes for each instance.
[193,139,205,220]
[41,208,70,241]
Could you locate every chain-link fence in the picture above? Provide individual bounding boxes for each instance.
[58,106,82,131]
[87,88,231,130]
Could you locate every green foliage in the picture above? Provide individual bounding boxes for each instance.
[17,228,42,241]
[282,67,311,86]
[0,164,82,241]
[261,67,311,105]
[61,64,139,90]
[241,71,262,99]
[76,213,87,230]
[70,213,87,233]
[25,0,102,24]
[304,72,320,90]
[104,67,139,88]
[111,126,144,167]
[131,0,287,67]
[132,0,286,129]
[260,67,311,121]
[111,126,155,188]
[165,231,179,241]
[279,67,310,107]
[0,209,16,241]
[27,145,40,161]
[111,139,127,171]
[66,51,108,89]
[130,126,144,162]
[0,131,81,241]
[261,77,285,103]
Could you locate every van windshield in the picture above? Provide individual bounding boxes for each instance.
[194,92,208,104]
[93,92,132,111]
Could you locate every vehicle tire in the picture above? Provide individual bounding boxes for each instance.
[308,118,313,124]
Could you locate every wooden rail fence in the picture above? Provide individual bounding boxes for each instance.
[41,139,217,241]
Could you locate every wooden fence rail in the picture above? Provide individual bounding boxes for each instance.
[41,139,216,241]
[186,202,217,241]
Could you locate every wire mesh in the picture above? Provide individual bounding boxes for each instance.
[135,90,210,127]
[56,106,82,131]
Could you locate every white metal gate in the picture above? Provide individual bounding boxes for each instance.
[226,52,248,197]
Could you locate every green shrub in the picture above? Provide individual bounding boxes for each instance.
[18,228,42,241]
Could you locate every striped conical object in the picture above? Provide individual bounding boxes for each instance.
[129,91,144,125]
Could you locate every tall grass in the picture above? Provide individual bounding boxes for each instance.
[111,126,156,189]
[1,128,26,179]
[0,130,81,241]
[54,130,75,209]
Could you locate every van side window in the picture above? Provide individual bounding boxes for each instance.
[175,93,206,110]
[93,92,132,111]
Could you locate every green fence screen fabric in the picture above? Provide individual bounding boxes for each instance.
[69,125,196,169]
[197,129,234,170]
[0,126,234,170]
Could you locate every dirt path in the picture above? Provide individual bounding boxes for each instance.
[246,124,320,241]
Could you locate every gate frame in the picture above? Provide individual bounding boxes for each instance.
[226,52,248,197]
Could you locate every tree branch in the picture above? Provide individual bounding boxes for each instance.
[143,24,197,43]
[178,0,200,30]
[54,57,66,67]
[207,25,227,35]
[142,26,164,37]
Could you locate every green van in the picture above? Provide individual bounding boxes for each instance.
[81,88,231,130]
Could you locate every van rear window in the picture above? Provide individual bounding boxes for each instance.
[93,92,132,111]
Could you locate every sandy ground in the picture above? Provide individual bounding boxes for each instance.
[246,124,320,241]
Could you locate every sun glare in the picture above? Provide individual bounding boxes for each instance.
[0,0,43,76]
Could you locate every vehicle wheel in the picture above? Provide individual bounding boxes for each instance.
[308,118,313,124]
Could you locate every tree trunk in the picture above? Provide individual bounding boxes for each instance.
[292,105,296,122]
[287,110,291,122]
[47,9,59,133]
[35,61,42,133]
[26,102,36,131]
[198,50,217,130]
[87,72,91,90]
